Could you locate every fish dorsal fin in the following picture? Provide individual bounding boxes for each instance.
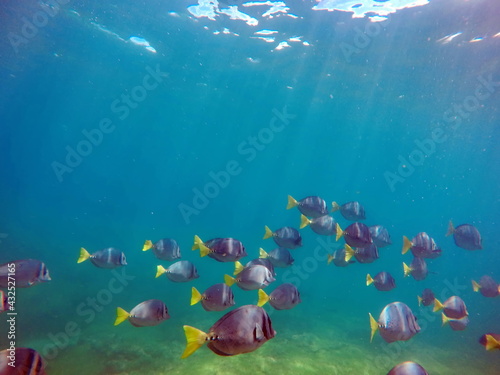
[254,323,264,341]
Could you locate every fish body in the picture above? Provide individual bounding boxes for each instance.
[387,361,428,375]
[156,260,199,282]
[0,260,51,288]
[370,302,420,343]
[447,221,482,250]
[258,283,301,310]
[260,247,294,268]
[332,201,366,221]
[264,226,302,249]
[369,225,392,247]
[115,299,169,327]
[367,271,396,291]
[402,233,441,258]
[0,348,46,375]
[287,195,328,218]
[182,305,275,358]
[226,265,275,291]
[472,275,500,298]
[191,284,235,312]
[336,222,372,248]
[143,238,181,261]
[78,247,127,269]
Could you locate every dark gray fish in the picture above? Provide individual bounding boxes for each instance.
[403,257,428,281]
[78,247,127,269]
[226,264,275,291]
[156,260,199,282]
[287,195,328,218]
[327,247,354,267]
[367,271,396,291]
[336,222,372,248]
[387,361,429,375]
[260,247,294,268]
[143,238,181,261]
[370,302,420,343]
[433,295,468,319]
[193,236,247,262]
[332,201,366,221]
[402,232,441,258]
[0,347,46,375]
[0,290,6,313]
[472,275,500,298]
[346,244,379,263]
[447,221,482,250]
[114,299,169,327]
[0,260,51,288]
[264,226,302,249]
[418,288,435,306]
[258,283,301,310]
[182,305,276,358]
[442,314,469,331]
[245,258,276,276]
[191,284,235,312]
[479,333,500,351]
[369,225,392,247]
[301,214,337,236]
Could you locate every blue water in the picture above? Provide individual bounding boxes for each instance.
[1,0,499,374]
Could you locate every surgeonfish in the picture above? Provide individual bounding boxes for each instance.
[225,264,275,291]
[446,220,482,250]
[442,313,469,331]
[142,238,181,261]
[387,361,429,375]
[181,305,275,358]
[259,247,294,268]
[402,233,441,258]
[433,296,468,319]
[331,201,366,221]
[191,284,235,312]
[327,247,353,267]
[369,225,392,248]
[300,214,337,236]
[403,257,428,281]
[78,247,127,269]
[336,222,372,248]
[369,302,420,343]
[478,333,500,351]
[287,195,329,218]
[257,283,301,310]
[366,271,396,291]
[245,258,276,276]
[155,260,199,282]
[192,236,247,262]
[417,288,435,307]
[114,299,169,327]
[0,347,46,375]
[345,244,379,263]
[472,275,500,298]
[0,260,51,288]
[263,226,302,249]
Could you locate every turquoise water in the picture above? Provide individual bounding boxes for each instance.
[1,0,499,374]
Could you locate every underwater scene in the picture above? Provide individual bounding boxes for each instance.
[0,0,499,374]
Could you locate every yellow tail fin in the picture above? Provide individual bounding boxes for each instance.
[403,262,412,277]
[263,226,273,240]
[472,280,481,292]
[199,243,211,257]
[191,287,202,306]
[417,296,423,306]
[485,334,500,351]
[366,274,374,286]
[181,325,208,359]
[224,274,236,286]
[287,195,298,209]
[77,248,91,263]
[234,261,244,275]
[335,223,343,241]
[259,248,268,259]
[155,265,167,278]
[114,307,130,326]
[331,201,340,212]
[300,214,310,229]
[433,299,444,312]
[142,240,153,252]
[402,236,413,254]
[344,244,355,262]
[369,313,379,342]
[326,254,333,265]
[257,289,270,307]
[446,220,454,237]
[441,313,449,326]
[192,235,203,250]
